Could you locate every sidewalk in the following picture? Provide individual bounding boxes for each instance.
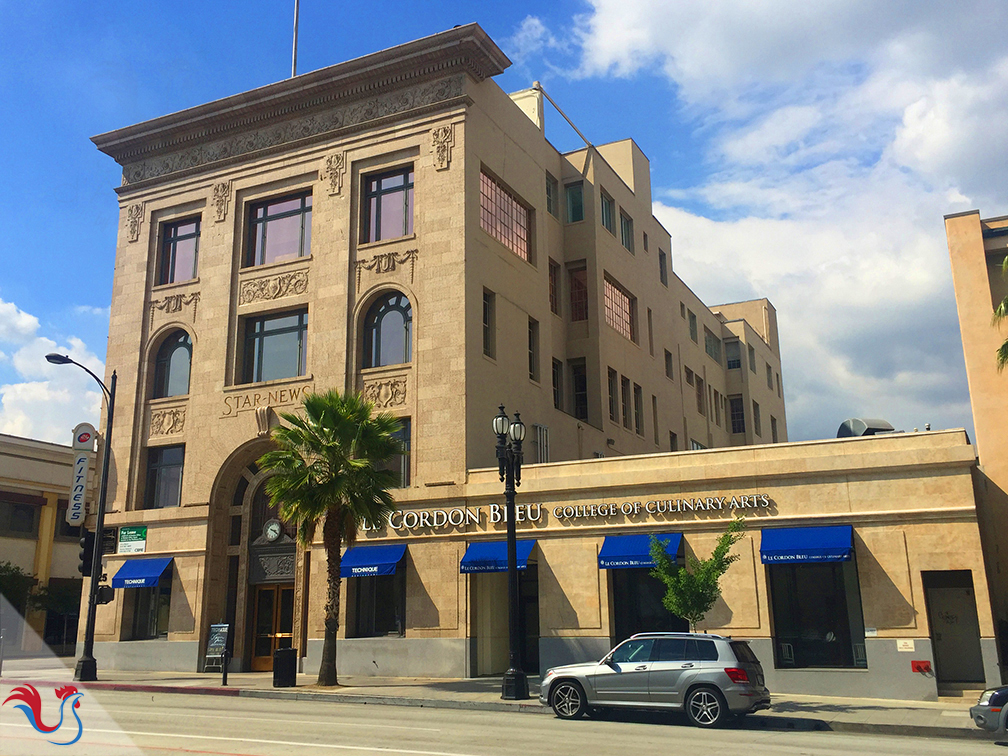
[0,656,990,741]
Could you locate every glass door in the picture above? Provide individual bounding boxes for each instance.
[250,584,294,670]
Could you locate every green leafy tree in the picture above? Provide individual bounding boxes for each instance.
[994,255,1008,371]
[649,518,746,632]
[257,390,402,686]
[0,561,34,615]
[29,581,82,649]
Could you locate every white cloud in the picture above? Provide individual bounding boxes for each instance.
[0,301,103,443]
[0,298,40,344]
[74,304,111,317]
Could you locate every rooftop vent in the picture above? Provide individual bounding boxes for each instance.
[837,418,895,438]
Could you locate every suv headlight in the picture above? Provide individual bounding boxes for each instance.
[979,689,996,705]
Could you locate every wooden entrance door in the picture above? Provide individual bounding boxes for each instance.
[250,584,294,671]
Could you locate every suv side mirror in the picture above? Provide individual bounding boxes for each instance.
[602,654,616,667]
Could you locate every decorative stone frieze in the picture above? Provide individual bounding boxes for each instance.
[150,408,186,436]
[212,181,232,222]
[321,152,347,196]
[239,270,309,305]
[121,76,465,185]
[362,376,407,408]
[126,203,144,242]
[149,292,200,328]
[355,249,417,289]
[431,124,454,170]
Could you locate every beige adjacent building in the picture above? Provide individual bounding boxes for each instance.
[0,434,88,655]
[78,25,998,701]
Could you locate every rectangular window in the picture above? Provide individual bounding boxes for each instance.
[363,167,413,243]
[569,266,589,321]
[767,363,774,390]
[621,376,632,430]
[243,310,308,383]
[548,259,561,315]
[643,232,649,252]
[4,501,38,537]
[726,341,742,369]
[771,415,779,443]
[389,418,411,487]
[688,310,698,343]
[669,431,678,451]
[695,376,705,416]
[753,400,762,437]
[246,193,312,267]
[664,349,675,380]
[128,568,172,640]
[704,328,722,363]
[729,396,745,434]
[565,182,584,223]
[570,359,588,420]
[603,274,637,342]
[620,211,634,252]
[55,500,77,539]
[145,445,184,509]
[658,249,668,286]
[651,395,659,445]
[546,173,559,217]
[159,218,200,285]
[713,389,722,427]
[480,170,531,262]
[608,367,619,423]
[685,366,694,386]
[647,308,654,356]
[691,439,707,451]
[777,373,782,397]
[768,560,867,669]
[749,344,757,373]
[483,289,496,358]
[528,317,540,382]
[552,359,563,410]
[534,424,550,464]
[600,191,615,233]
[633,384,644,436]
[353,562,406,638]
[680,302,686,319]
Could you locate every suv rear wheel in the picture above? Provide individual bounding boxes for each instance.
[551,680,588,719]
[685,686,728,728]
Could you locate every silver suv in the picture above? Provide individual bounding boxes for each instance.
[539,632,770,727]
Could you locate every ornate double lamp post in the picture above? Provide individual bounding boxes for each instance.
[46,353,116,682]
[493,404,529,700]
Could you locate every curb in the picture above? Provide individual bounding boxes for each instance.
[3,677,992,740]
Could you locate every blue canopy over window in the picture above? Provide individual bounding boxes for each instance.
[460,540,536,573]
[760,525,854,564]
[341,544,406,577]
[111,557,173,588]
[598,533,682,569]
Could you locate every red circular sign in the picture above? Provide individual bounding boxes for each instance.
[77,432,92,444]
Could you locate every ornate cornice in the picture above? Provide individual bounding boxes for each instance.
[356,248,417,289]
[239,270,309,305]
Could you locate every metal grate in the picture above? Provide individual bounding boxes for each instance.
[604,275,636,341]
[480,171,529,261]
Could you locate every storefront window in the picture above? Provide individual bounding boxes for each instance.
[768,560,867,669]
[128,569,172,640]
[611,569,688,644]
[352,565,406,638]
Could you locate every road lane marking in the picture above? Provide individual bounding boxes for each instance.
[98,709,441,731]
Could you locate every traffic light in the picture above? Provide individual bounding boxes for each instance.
[78,529,95,577]
[96,585,114,605]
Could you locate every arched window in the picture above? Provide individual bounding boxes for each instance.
[153,330,192,398]
[363,292,412,368]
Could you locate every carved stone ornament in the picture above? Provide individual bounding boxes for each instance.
[126,203,145,243]
[150,408,186,436]
[150,292,200,328]
[321,152,347,196]
[239,270,309,305]
[255,405,275,438]
[431,124,454,171]
[362,377,407,408]
[355,248,417,289]
[212,181,232,222]
[122,75,465,185]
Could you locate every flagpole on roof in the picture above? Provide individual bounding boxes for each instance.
[291,0,300,77]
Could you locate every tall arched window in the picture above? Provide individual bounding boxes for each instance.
[153,330,192,398]
[363,292,412,368]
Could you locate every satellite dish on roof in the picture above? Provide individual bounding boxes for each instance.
[837,418,895,438]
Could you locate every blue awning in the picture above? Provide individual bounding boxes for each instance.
[598,533,682,569]
[342,544,406,577]
[460,540,536,573]
[760,525,854,564]
[111,557,173,588]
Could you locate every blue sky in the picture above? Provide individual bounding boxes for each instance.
[1,1,1005,444]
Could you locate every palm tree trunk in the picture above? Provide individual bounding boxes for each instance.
[317,511,343,686]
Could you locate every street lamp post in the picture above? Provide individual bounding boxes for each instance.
[493,404,529,701]
[46,353,116,683]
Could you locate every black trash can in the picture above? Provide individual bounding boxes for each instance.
[273,647,297,688]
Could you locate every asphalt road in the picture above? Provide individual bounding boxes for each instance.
[0,689,994,756]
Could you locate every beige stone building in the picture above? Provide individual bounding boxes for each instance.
[0,433,89,655]
[78,25,998,701]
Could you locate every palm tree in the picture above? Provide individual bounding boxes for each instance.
[995,255,1008,371]
[257,390,402,686]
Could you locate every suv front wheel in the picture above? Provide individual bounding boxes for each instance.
[551,680,588,719]
[685,686,728,728]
